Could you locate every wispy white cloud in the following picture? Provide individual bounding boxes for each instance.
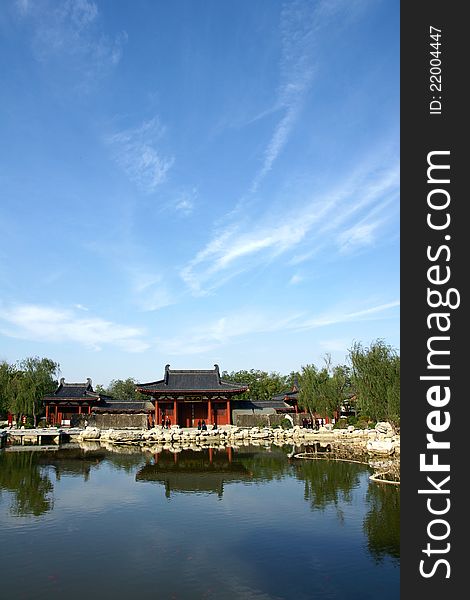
[249,0,317,194]
[318,338,352,353]
[249,0,366,194]
[173,187,197,216]
[0,303,149,352]
[129,269,176,312]
[295,300,400,330]
[73,303,89,311]
[289,274,303,285]
[177,0,398,296]
[181,161,399,295]
[175,198,194,215]
[337,219,381,254]
[106,118,174,193]
[16,0,127,77]
[160,300,398,356]
[160,310,304,356]
[15,0,30,16]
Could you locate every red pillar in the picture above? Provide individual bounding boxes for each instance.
[208,399,212,424]
[78,405,82,414]
[226,399,231,425]
[155,400,159,427]
[88,405,91,414]
[45,404,49,423]
[173,399,178,427]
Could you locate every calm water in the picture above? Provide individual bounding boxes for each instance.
[0,443,399,600]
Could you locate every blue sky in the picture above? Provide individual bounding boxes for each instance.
[0,0,399,387]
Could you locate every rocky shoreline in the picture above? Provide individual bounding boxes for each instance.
[77,420,400,458]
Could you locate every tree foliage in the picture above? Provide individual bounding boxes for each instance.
[221,369,293,402]
[0,357,59,425]
[348,340,400,425]
[96,377,146,401]
[298,355,351,418]
[0,361,15,415]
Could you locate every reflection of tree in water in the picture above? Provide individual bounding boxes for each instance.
[295,458,361,511]
[0,447,108,516]
[0,452,53,516]
[234,446,295,481]
[363,481,400,563]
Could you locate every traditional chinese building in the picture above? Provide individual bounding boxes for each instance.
[136,364,248,428]
[43,378,103,426]
[270,386,300,413]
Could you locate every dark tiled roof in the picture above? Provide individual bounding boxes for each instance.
[232,399,293,411]
[44,378,100,401]
[252,399,293,410]
[232,399,258,410]
[94,400,154,414]
[272,388,299,402]
[137,365,248,394]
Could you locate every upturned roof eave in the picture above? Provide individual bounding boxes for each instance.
[136,387,248,395]
[43,395,100,402]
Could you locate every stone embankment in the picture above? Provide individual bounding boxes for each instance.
[78,421,400,457]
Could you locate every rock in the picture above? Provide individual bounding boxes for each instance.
[375,421,394,436]
[80,427,101,440]
[366,440,395,456]
[108,430,143,443]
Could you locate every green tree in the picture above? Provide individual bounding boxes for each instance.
[98,377,146,401]
[0,360,15,416]
[298,356,349,419]
[286,370,301,388]
[10,357,60,426]
[221,369,289,401]
[348,340,400,425]
[298,363,329,417]
[2,357,59,426]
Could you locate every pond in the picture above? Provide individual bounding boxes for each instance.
[0,443,399,600]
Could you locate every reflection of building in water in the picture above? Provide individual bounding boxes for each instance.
[37,447,106,481]
[135,447,256,498]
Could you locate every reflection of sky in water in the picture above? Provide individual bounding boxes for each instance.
[0,447,399,600]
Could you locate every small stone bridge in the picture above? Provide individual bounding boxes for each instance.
[1,427,74,447]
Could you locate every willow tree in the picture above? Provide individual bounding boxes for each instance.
[348,340,400,426]
[0,361,15,416]
[298,356,350,419]
[8,357,59,426]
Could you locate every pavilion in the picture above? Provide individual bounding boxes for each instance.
[43,378,103,426]
[136,364,248,428]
